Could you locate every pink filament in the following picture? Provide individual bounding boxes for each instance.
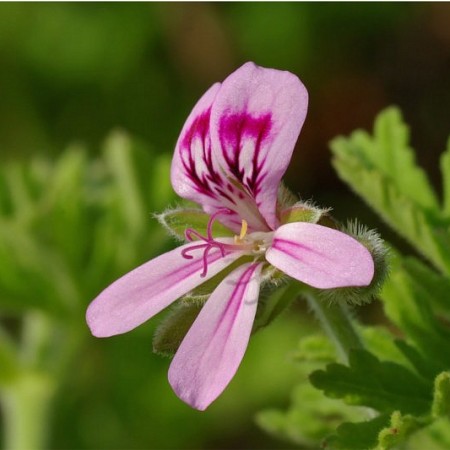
[181,209,231,277]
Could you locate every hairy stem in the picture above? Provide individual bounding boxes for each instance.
[303,290,363,362]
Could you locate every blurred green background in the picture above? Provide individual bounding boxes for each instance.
[0,3,449,449]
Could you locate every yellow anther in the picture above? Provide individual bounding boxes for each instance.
[234,219,248,244]
[239,219,248,240]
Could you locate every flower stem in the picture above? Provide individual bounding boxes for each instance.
[303,290,363,362]
[2,372,55,450]
[1,311,83,450]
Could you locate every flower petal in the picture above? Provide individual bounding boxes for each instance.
[210,62,308,230]
[171,82,222,205]
[86,239,244,337]
[168,262,263,410]
[171,62,308,233]
[266,222,374,289]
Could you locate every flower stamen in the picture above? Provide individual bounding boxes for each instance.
[234,219,248,244]
[181,209,232,277]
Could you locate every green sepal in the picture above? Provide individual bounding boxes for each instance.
[252,281,299,334]
[319,222,389,306]
[156,207,235,242]
[432,371,450,419]
[309,349,432,415]
[279,201,330,225]
[152,301,203,357]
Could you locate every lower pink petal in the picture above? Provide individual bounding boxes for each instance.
[168,262,263,411]
[266,223,374,289]
[86,239,244,337]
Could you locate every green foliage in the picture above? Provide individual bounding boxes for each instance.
[256,383,362,447]
[262,109,450,450]
[381,253,450,371]
[331,107,450,275]
[0,131,173,318]
[327,413,391,450]
[432,372,450,419]
[310,349,431,415]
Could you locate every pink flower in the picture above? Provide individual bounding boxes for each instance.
[86,62,374,410]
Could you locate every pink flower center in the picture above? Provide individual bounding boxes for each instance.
[181,209,233,278]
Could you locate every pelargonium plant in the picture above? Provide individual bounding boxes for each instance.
[86,62,376,411]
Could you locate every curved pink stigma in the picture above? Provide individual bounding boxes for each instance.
[181,209,232,277]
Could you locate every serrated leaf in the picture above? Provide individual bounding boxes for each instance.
[310,349,431,415]
[432,372,450,418]
[293,334,336,364]
[381,254,450,369]
[333,107,438,210]
[152,301,202,357]
[402,256,450,316]
[331,108,450,274]
[395,339,441,382]
[326,413,391,450]
[256,382,362,448]
[156,207,234,242]
[361,327,408,364]
[377,411,426,450]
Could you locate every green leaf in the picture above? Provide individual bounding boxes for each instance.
[333,107,438,210]
[156,207,234,242]
[361,327,408,364]
[401,256,450,316]
[326,413,391,450]
[377,411,426,450]
[0,221,77,315]
[331,107,450,274]
[395,339,441,382]
[440,137,450,217]
[432,372,450,419]
[381,253,450,369]
[152,301,202,357]
[103,131,149,234]
[44,145,90,271]
[256,382,362,448]
[310,349,431,415]
[293,334,336,365]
